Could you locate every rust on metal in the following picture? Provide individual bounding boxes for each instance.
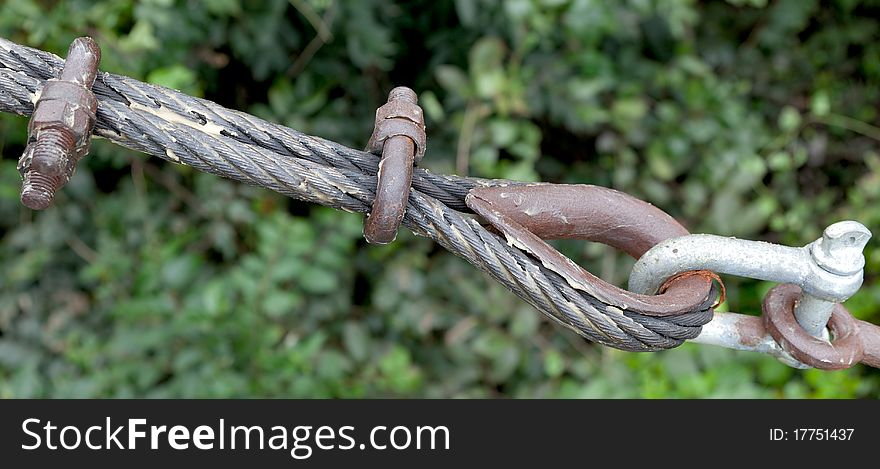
[731,314,769,348]
[659,270,726,308]
[18,36,101,210]
[856,320,880,368]
[465,184,719,316]
[363,86,427,244]
[763,284,863,370]
[368,87,427,162]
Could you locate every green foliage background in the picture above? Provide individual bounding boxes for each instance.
[1,0,879,398]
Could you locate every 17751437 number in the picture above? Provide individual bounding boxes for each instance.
[770,428,854,441]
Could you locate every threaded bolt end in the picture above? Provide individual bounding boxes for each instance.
[32,129,77,172]
[21,171,58,210]
[19,128,76,210]
[388,86,417,104]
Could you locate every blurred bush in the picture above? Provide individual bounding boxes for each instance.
[1,0,878,397]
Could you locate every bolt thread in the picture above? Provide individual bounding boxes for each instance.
[388,86,417,104]
[21,170,58,210]
[19,129,76,210]
[32,128,77,170]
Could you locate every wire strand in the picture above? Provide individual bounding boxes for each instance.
[0,37,714,351]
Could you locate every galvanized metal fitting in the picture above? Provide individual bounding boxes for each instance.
[363,86,427,245]
[628,220,871,304]
[628,220,873,367]
[811,221,871,275]
[794,221,872,337]
[690,301,880,370]
[686,312,810,369]
[18,36,101,210]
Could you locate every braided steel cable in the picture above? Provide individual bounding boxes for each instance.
[0,38,714,351]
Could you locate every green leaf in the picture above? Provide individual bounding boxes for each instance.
[435,66,471,95]
[419,90,445,123]
[544,350,564,378]
[811,91,831,117]
[342,322,370,362]
[611,97,648,123]
[454,0,477,26]
[778,105,801,132]
[298,268,338,294]
[146,65,201,96]
[118,21,159,53]
[263,291,303,318]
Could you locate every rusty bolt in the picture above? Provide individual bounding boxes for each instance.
[363,86,427,244]
[367,86,427,162]
[19,37,101,210]
[857,319,880,368]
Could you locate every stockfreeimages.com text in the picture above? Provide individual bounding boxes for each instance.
[22,418,450,459]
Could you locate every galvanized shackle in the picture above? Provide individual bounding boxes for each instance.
[628,221,878,369]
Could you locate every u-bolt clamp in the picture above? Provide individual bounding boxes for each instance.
[363,87,426,245]
[628,221,879,369]
[18,37,101,210]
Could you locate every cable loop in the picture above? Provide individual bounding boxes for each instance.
[0,37,726,352]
